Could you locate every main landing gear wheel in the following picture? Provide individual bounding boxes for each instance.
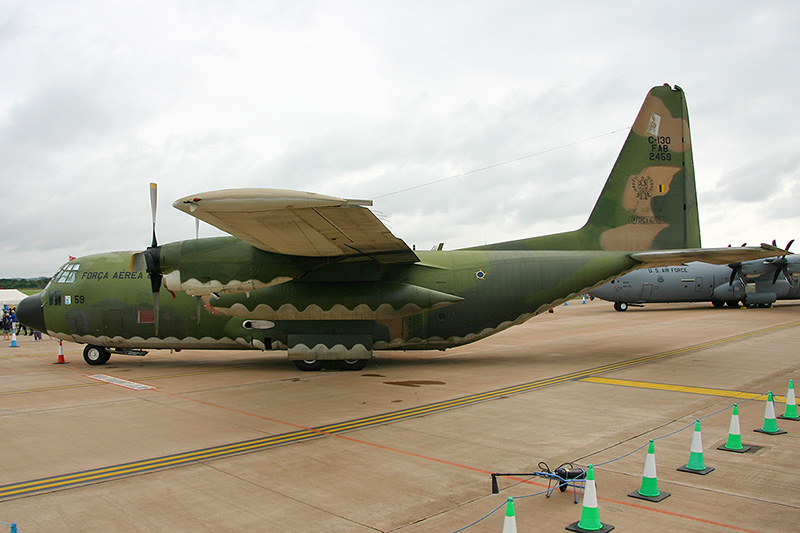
[83,345,111,365]
[711,299,725,308]
[293,359,324,371]
[613,302,629,312]
[338,359,369,371]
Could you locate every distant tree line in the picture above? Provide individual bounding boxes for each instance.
[0,277,51,290]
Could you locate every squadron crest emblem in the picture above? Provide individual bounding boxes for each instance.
[631,175,654,200]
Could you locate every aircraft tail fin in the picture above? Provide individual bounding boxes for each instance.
[475,84,700,251]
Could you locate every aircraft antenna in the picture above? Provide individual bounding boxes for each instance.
[373,127,630,200]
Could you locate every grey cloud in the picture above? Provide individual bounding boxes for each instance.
[709,153,800,204]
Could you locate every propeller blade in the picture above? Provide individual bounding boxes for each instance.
[195,296,202,325]
[195,218,200,240]
[150,182,158,248]
[786,239,794,251]
[771,263,793,286]
[728,262,742,286]
[152,290,161,335]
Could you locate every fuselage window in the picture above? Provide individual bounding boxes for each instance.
[48,291,62,306]
[53,263,80,284]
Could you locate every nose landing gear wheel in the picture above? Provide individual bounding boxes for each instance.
[613,302,628,312]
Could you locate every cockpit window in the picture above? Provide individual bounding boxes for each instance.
[53,263,80,284]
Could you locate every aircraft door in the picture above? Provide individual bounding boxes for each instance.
[640,283,653,300]
[102,309,123,339]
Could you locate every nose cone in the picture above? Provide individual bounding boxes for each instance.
[588,283,616,300]
[17,293,46,332]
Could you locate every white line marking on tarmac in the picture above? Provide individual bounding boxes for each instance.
[87,374,156,391]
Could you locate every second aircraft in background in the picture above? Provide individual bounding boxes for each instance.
[590,242,798,310]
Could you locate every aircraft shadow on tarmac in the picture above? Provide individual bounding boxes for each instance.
[61,347,587,374]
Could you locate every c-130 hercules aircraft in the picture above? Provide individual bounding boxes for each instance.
[18,85,786,370]
[591,242,799,311]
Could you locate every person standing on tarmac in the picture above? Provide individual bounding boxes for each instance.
[2,311,11,340]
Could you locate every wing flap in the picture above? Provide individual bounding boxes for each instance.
[173,189,418,263]
[631,243,788,267]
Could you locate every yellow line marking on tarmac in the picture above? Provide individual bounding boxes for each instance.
[2,319,798,500]
[580,377,783,402]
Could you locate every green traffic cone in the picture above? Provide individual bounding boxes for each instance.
[629,440,670,502]
[678,420,714,475]
[779,380,799,420]
[755,391,787,435]
[566,464,614,532]
[502,496,516,533]
[724,404,745,450]
[717,404,751,453]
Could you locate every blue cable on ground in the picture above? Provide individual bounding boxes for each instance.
[451,395,763,531]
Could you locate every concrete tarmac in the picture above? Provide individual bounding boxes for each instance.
[0,300,798,532]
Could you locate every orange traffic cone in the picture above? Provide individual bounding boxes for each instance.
[54,341,69,364]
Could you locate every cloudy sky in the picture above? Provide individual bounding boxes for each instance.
[1,1,798,277]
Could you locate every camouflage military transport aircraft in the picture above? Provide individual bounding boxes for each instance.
[591,242,799,310]
[17,85,786,370]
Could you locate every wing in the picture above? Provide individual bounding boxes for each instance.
[631,243,789,268]
[173,189,419,264]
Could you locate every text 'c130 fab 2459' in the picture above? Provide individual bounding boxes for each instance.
[17,85,787,370]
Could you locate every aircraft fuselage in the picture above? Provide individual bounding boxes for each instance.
[24,236,637,356]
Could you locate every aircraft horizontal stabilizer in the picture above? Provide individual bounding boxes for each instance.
[631,243,789,268]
